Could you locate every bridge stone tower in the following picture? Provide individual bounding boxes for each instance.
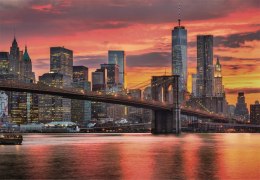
[151,75,181,134]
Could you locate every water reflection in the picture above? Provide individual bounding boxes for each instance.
[0,134,260,179]
[197,134,218,179]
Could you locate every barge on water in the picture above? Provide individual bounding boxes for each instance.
[0,134,23,145]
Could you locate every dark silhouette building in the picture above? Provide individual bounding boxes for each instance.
[250,101,260,124]
[234,92,249,119]
[71,66,91,126]
[196,35,214,98]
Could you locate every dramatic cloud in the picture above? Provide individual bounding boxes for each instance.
[73,55,107,68]
[215,56,260,62]
[215,30,260,48]
[0,0,260,38]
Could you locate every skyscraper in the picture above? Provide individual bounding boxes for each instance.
[0,52,10,74]
[21,46,38,123]
[191,74,197,97]
[196,35,214,97]
[250,101,260,124]
[50,47,73,80]
[92,68,107,91]
[38,47,73,123]
[7,37,23,124]
[234,92,249,119]
[92,68,107,119]
[108,50,125,89]
[172,19,187,100]
[0,38,37,124]
[214,57,224,97]
[100,63,119,91]
[73,66,88,83]
[9,37,20,75]
[20,46,35,82]
[71,66,91,126]
[38,73,71,122]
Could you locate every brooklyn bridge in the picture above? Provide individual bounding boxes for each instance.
[0,75,246,134]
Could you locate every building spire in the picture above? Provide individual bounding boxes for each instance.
[23,44,31,62]
[216,56,220,65]
[178,0,181,26]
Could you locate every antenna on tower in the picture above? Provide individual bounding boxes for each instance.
[178,0,181,26]
[13,26,16,39]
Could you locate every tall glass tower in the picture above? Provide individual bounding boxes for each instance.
[50,47,73,81]
[172,19,187,100]
[196,35,214,97]
[108,50,125,89]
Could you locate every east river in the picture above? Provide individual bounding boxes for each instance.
[0,133,260,179]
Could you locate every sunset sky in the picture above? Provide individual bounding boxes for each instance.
[0,0,259,107]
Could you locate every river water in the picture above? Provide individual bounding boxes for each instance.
[0,133,260,179]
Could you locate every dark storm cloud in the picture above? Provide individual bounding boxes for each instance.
[187,30,260,49]
[214,30,260,48]
[226,88,260,95]
[214,55,260,62]
[224,64,257,76]
[0,0,259,37]
[73,55,107,68]
[127,52,171,67]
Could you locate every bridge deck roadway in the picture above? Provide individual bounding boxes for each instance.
[0,81,171,111]
[0,81,236,122]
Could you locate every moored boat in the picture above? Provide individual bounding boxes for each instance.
[0,134,23,145]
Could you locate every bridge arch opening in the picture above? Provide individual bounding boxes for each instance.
[158,86,164,102]
[166,85,173,104]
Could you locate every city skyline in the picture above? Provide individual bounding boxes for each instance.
[0,0,259,107]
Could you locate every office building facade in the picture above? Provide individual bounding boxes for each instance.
[38,73,71,122]
[250,101,260,124]
[196,35,214,97]
[234,92,249,119]
[100,63,119,91]
[71,66,91,126]
[50,47,73,81]
[92,68,107,119]
[172,20,187,100]
[108,50,125,89]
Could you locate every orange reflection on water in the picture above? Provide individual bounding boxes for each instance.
[216,134,260,179]
[182,134,202,179]
[118,136,156,180]
[1,134,260,179]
